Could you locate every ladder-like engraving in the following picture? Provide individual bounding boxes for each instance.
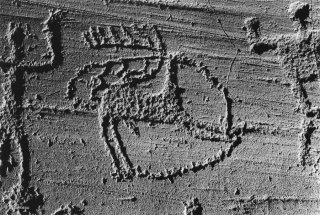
[82,24,165,53]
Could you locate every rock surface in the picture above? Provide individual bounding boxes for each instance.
[0,0,320,214]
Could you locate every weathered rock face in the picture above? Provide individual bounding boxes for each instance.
[0,0,320,214]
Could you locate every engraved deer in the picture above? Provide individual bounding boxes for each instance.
[67,24,244,181]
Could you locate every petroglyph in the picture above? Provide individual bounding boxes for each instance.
[0,9,67,214]
[82,24,165,53]
[182,198,203,215]
[66,23,245,181]
[2,185,44,215]
[51,203,85,215]
[2,0,320,214]
[243,2,320,116]
[298,119,317,166]
[244,1,320,170]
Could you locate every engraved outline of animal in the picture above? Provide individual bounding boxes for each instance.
[67,24,245,182]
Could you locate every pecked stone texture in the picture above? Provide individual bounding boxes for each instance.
[1,0,320,214]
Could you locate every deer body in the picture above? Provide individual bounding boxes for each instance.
[67,24,238,181]
[92,54,232,181]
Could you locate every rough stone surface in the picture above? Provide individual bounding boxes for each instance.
[0,0,320,214]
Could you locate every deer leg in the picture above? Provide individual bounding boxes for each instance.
[123,119,140,136]
[109,119,134,181]
[99,114,124,180]
[0,132,14,177]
